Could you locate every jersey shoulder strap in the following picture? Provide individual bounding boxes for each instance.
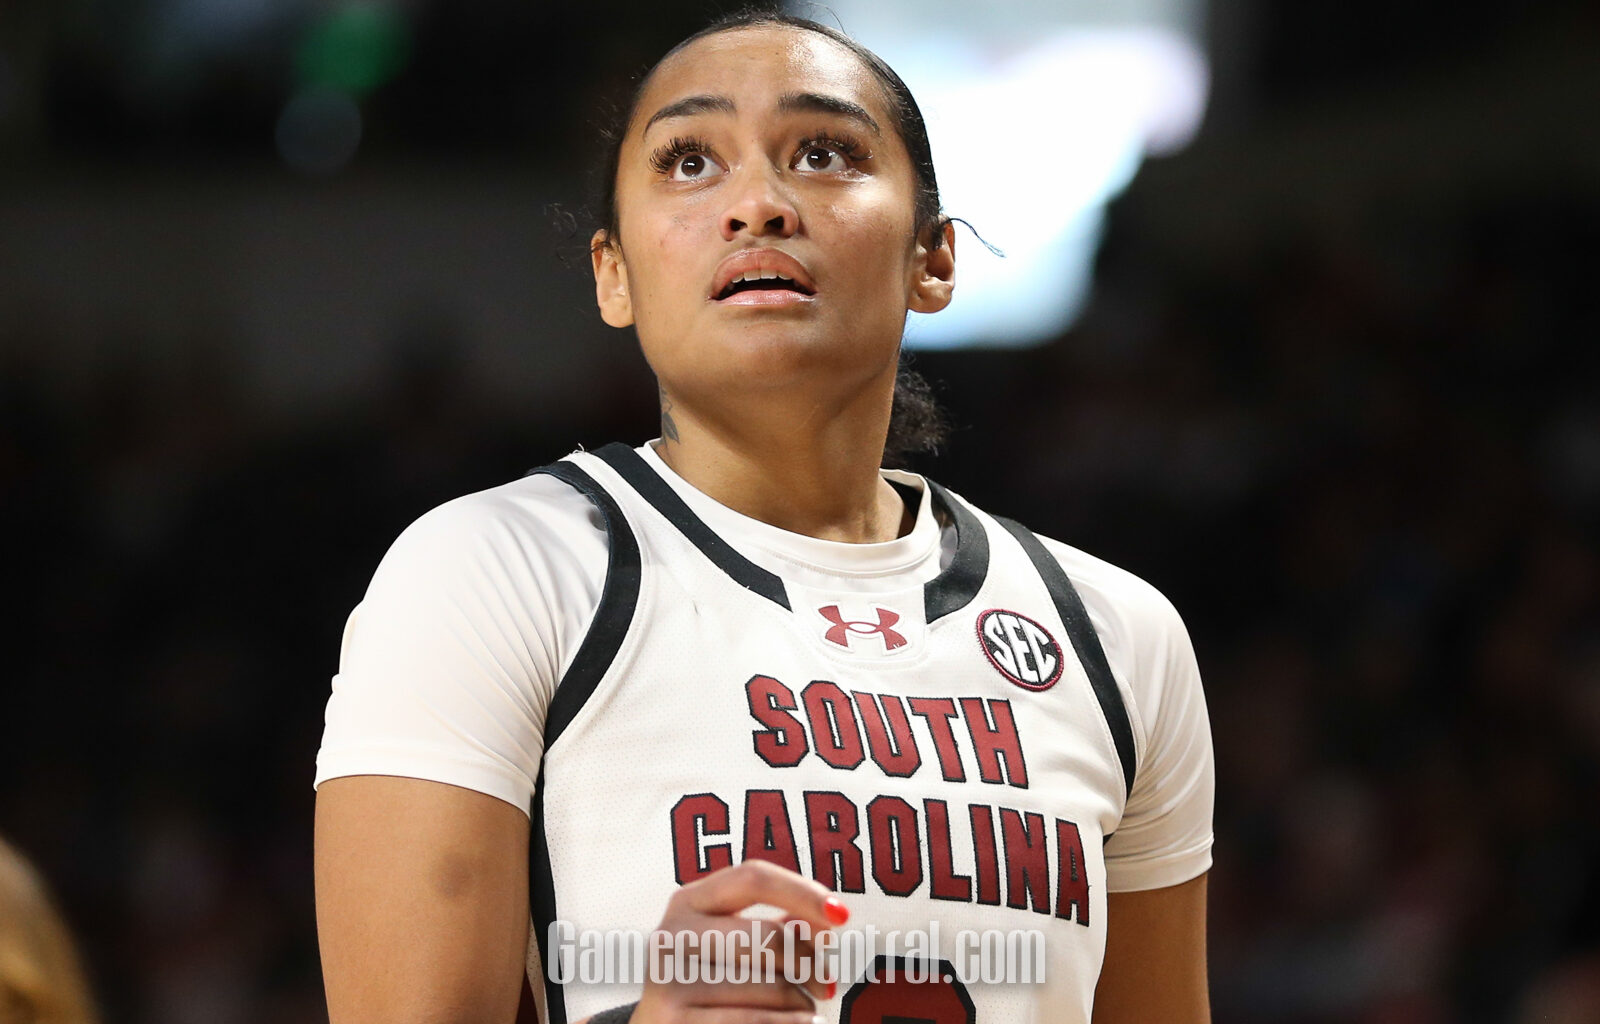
[523,456,642,749]
[521,455,643,1024]
[993,517,1138,800]
[590,442,792,609]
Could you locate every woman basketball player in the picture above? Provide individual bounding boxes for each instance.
[314,9,1213,1024]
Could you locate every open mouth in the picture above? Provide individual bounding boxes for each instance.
[715,272,816,301]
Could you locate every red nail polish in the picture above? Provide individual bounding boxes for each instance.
[823,896,850,925]
[827,980,837,1000]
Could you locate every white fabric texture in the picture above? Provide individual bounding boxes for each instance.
[315,443,1213,896]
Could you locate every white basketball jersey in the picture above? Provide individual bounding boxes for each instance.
[525,444,1140,1024]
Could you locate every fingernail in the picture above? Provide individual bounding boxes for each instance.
[823,896,850,925]
[827,981,837,1000]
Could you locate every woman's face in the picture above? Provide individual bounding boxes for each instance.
[593,25,954,408]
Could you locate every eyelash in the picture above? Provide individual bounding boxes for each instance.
[646,130,869,176]
[798,131,869,165]
[648,136,711,175]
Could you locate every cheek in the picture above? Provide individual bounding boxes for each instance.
[841,181,915,241]
[621,217,707,359]
[833,205,918,292]
[618,220,692,310]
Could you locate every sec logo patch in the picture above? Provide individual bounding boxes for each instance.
[977,609,1063,690]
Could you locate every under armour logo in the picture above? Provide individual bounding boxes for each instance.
[818,605,908,652]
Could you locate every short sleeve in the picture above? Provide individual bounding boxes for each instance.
[313,473,608,814]
[1039,537,1215,892]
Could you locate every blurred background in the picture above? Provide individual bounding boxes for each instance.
[3,0,1599,1021]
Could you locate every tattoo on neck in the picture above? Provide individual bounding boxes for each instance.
[659,385,680,444]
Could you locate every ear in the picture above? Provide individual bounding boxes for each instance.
[908,219,956,314]
[591,229,635,328]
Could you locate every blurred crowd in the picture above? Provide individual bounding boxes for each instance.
[930,189,1600,1023]
[4,169,1596,1022]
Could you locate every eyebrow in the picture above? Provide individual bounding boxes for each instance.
[641,94,736,135]
[640,91,882,138]
[778,92,881,136]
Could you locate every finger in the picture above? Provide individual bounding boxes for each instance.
[658,913,819,968]
[778,914,819,962]
[636,987,822,1024]
[654,913,790,958]
[677,860,850,934]
[690,1010,822,1024]
[677,976,817,1011]
[776,914,824,1000]
[647,916,828,1001]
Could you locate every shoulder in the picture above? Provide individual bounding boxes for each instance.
[344,462,614,683]
[967,508,1204,774]
[1017,529,1200,749]
[366,463,609,603]
[317,459,618,810]
[1003,528,1212,889]
[379,465,606,563]
[943,488,1189,667]
[1029,534,1191,666]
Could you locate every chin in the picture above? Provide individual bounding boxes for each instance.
[661,331,892,407]
[725,324,891,381]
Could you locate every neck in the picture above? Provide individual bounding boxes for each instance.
[653,377,911,544]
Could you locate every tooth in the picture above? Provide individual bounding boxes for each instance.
[721,268,799,293]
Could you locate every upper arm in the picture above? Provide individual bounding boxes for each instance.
[1093,872,1210,1024]
[1030,539,1213,1019]
[311,480,607,1021]
[315,775,531,1024]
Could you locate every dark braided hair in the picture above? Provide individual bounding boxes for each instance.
[593,5,949,466]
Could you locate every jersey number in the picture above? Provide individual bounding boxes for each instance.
[840,956,975,1024]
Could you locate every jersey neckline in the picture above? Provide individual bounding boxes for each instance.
[637,440,941,578]
[585,443,990,623]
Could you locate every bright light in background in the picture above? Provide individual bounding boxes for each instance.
[803,0,1209,348]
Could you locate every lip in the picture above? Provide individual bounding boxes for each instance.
[709,248,817,302]
[716,289,816,308]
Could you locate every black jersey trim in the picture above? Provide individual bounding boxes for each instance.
[589,443,989,623]
[923,482,990,622]
[526,764,562,1024]
[523,458,644,1024]
[592,443,792,610]
[532,460,643,744]
[995,517,1138,800]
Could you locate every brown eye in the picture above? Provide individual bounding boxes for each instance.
[670,151,723,181]
[799,145,846,173]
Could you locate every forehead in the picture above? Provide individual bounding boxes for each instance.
[633,25,891,135]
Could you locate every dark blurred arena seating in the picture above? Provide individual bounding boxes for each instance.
[1,2,1597,1022]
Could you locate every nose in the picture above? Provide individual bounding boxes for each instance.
[720,164,798,240]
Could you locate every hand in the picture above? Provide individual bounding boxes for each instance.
[631,859,850,1024]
